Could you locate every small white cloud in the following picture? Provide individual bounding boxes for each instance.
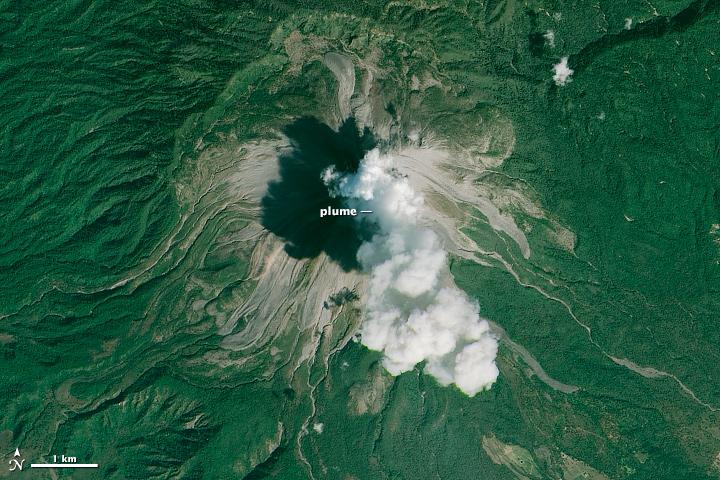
[552,57,574,86]
[543,30,555,48]
[313,423,324,434]
[624,18,633,30]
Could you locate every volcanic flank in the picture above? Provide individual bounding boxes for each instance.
[258,117,501,395]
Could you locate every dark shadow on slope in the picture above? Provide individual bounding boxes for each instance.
[242,445,286,480]
[261,117,376,271]
[568,0,719,75]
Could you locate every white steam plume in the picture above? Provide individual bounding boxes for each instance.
[323,149,499,396]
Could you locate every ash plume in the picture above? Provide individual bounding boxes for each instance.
[324,149,499,396]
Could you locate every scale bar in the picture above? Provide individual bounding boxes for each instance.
[31,464,98,468]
